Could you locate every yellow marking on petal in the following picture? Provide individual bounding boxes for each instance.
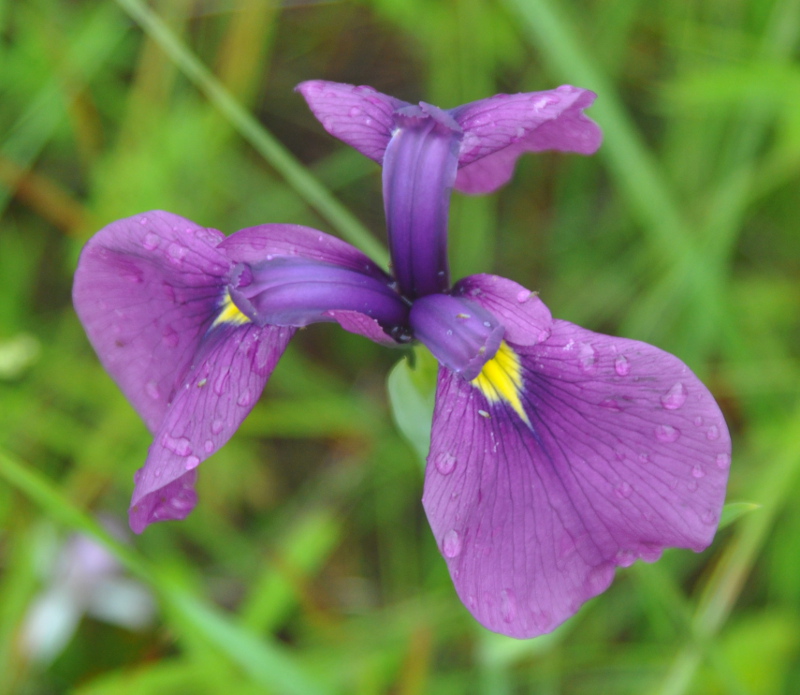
[471,341,530,427]
[211,290,251,328]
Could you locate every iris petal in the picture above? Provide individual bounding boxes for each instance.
[72,211,233,433]
[451,87,602,194]
[129,323,294,533]
[423,307,730,638]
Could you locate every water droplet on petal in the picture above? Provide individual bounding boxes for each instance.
[237,390,254,407]
[145,381,160,400]
[706,425,720,441]
[692,465,706,479]
[516,289,532,303]
[615,481,633,498]
[715,453,731,469]
[615,549,637,567]
[163,435,191,456]
[143,233,159,250]
[204,440,215,454]
[443,529,462,558]
[213,369,230,396]
[162,325,179,348]
[579,342,596,370]
[434,452,456,475]
[702,509,718,525]
[638,452,650,464]
[661,382,687,410]
[693,416,704,427]
[500,589,517,624]
[348,106,361,117]
[614,355,630,376]
[139,217,149,226]
[167,243,187,264]
[185,456,200,471]
[211,419,224,435]
[600,398,622,412]
[655,424,680,443]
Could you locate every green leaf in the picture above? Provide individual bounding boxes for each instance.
[718,502,762,530]
[386,346,438,466]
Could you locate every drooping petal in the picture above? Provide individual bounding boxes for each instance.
[383,104,461,298]
[423,310,730,637]
[219,224,409,342]
[295,80,408,163]
[73,211,233,433]
[129,322,294,533]
[451,87,602,194]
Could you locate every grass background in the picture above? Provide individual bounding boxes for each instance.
[1,0,799,692]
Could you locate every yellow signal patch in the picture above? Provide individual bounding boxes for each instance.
[471,341,530,426]
[212,290,251,328]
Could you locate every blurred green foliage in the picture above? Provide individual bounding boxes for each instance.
[1,0,799,692]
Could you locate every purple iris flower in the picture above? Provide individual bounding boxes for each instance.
[298,81,731,637]
[72,81,730,640]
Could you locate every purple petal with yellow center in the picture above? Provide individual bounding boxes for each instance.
[423,281,730,638]
[296,80,601,196]
[73,211,233,433]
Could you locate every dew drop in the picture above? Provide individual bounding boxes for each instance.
[167,243,187,264]
[715,452,731,469]
[434,452,457,475]
[211,419,224,435]
[655,424,680,443]
[638,452,650,464]
[514,126,525,139]
[443,529,462,558]
[163,435,191,456]
[185,456,200,471]
[348,106,361,117]
[145,381,160,400]
[161,325,179,348]
[600,398,622,412]
[204,439,215,454]
[237,390,254,407]
[139,217,149,225]
[661,382,687,410]
[500,589,517,624]
[579,342,596,370]
[701,509,718,525]
[143,233,159,250]
[693,416,704,427]
[615,549,637,567]
[706,425,720,441]
[614,355,630,376]
[213,368,230,396]
[516,289,532,303]
[691,464,706,479]
[615,481,633,499]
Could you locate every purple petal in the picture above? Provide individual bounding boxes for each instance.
[452,274,553,346]
[129,323,294,533]
[383,104,461,298]
[220,225,408,343]
[409,293,503,380]
[423,319,730,637]
[296,80,408,163]
[451,87,602,194]
[230,257,409,335]
[73,211,232,433]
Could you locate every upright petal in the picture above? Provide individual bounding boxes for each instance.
[383,104,461,298]
[423,297,730,637]
[73,211,233,432]
[129,322,294,533]
[450,87,602,194]
[295,80,408,163]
